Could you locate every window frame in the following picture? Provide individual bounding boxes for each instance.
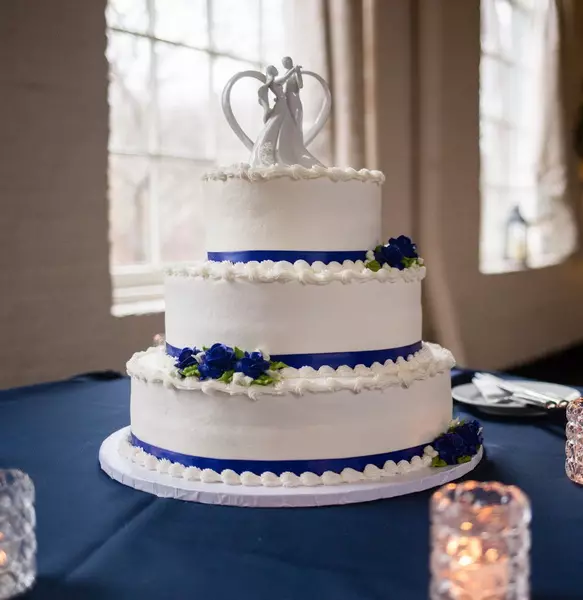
[479,0,562,274]
[106,0,271,315]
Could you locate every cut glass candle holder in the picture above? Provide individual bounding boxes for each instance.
[0,470,36,599]
[430,480,531,600]
[566,397,583,485]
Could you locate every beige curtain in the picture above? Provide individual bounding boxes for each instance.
[280,0,385,170]
[323,0,369,168]
[553,0,583,252]
[533,0,581,262]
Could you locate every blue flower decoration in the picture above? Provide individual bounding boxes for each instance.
[236,351,270,379]
[176,347,200,370]
[368,235,420,271]
[454,420,483,455]
[432,419,483,466]
[198,343,236,380]
[375,244,406,270]
[389,235,418,259]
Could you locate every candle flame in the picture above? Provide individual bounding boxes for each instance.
[0,550,6,566]
[446,535,483,566]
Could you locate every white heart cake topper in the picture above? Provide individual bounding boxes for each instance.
[222,57,331,168]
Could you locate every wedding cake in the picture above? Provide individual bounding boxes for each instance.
[118,58,482,489]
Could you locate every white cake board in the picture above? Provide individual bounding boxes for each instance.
[99,427,484,508]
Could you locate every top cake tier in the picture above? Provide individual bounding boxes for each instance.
[202,164,384,264]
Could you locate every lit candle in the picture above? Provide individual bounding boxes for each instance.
[0,470,36,599]
[446,533,508,600]
[566,397,583,485]
[430,481,530,600]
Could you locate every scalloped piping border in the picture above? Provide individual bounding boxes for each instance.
[202,164,385,184]
[118,433,438,487]
[127,343,455,399]
[165,260,426,285]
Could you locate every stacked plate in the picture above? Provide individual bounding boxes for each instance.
[453,374,580,417]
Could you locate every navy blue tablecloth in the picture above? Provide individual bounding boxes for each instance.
[0,371,582,600]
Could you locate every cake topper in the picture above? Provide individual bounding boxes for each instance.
[222,57,331,168]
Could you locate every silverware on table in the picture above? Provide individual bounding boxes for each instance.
[472,375,560,410]
[475,373,570,409]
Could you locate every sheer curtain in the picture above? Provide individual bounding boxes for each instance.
[533,0,579,264]
[480,0,579,270]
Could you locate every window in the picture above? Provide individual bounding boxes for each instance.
[479,0,574,273]
[106,0,290,315]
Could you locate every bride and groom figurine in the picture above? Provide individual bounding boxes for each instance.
[222,57,331,168]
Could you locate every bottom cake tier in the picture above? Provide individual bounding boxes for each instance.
[120,343,483,487]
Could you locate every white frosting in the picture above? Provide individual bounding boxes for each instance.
[164,274,422,356]
[118,434,436,488]
[203,174,381,255]
[129,352,453,462]
[203,164,385,184]
[166,260,426,285]
[127,343,454,399]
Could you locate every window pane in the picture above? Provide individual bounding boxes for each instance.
[480,54,505,121]
[156,43,211,159]
[107,31,151,154]
[480,187,511,263]
[211,56,261,164]
[109,155,150,266]
[106,0,149,33]
[261,0,286,62]
[480,120,509,188]
[157,158,205,263]
[481,0,500,55]
[506,130,535,189]
[212,0,261,62]
[154,0,208,47]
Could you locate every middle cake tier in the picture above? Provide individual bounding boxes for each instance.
[165,260,425,366]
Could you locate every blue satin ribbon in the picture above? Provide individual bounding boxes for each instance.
[130,433,428,476]
[165,341,422,369]
[207,250,367,264]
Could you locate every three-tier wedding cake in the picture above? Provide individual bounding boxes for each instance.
[113,58,482,493]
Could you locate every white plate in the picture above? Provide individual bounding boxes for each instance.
[453,379,580,417]
[100,427,483,508]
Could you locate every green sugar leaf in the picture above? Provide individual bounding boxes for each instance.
[252,373,274,386]
[218,370,235,383]
[431,457,447,468]
[401,257,415,268]
[181,365,200,378]
[448,419,466,433]
[374,245,383,253]
[269,361,287,370]
[457,455,472,464]
[202,346,209,351]
[366,260,381,272]
[234,347,245,360]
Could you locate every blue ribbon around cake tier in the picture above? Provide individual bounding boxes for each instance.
[130,433,428,476]
[207,250,367,264]
[165,341,423,369]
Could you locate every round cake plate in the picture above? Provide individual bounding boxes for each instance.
[99,427,484,508]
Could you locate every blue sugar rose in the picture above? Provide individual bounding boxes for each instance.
[454,420,483,455]
[389,235,418,259]
[236,351,270,379]
[198,343,236,380]
[375,243,405,270]
[433,432,468,465]
[176,347,200,370]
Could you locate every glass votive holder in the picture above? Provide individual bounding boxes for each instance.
[566,397,583,485]
[0,470,36,599]
[430,481,531,600]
